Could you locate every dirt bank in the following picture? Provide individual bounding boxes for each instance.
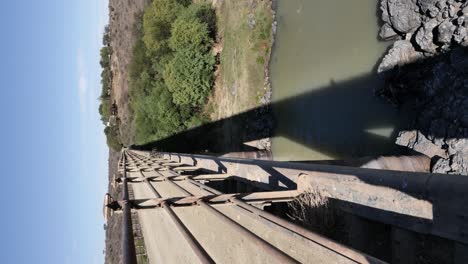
[109,0,149,146]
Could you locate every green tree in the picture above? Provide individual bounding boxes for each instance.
[142,0,186,57]
[104,127,122,151]
[169,16,212,51]
[164,48,215,106]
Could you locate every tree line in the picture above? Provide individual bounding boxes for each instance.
[129,0,216,145]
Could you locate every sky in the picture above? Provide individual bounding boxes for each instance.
[0,1,109,263]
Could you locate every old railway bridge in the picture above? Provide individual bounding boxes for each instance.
[105,149,468,263]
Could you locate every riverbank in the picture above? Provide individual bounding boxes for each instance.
[204,0,276,152]
[377,0,468,175]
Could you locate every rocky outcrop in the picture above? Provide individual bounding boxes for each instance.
[382,46,468,175]
[378,0,468,175]
[378,0,468,73]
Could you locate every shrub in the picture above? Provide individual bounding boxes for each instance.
[169,17,211,51]
[126,1,216,144]
[104,127,123,151]
[164,48,215,106]
[142,0,186,57]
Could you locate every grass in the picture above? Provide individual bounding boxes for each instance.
[205,0,274,120]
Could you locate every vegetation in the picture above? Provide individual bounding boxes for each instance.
[206,0,274,118]
[104,127,123,151]
[128,0,216,145]
[98,24,123,151]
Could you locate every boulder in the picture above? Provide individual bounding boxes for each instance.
[378,40,423,73]
[453,25,468,44]
[436,20,456,44]
[379,23,399,40]
[415,18,439,52]
[395,130,448,158]
[418,0,440,17]
[388,0,422,33]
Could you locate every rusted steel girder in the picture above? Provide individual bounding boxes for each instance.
[127,150,386,263]
[161,151,468,245]
[147,168,301,264]
[187,178,384,264]
[127,153,215,264]
[115,190,300,209]
[120,151,137,264]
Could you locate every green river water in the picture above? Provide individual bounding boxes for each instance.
[270,0,404,161]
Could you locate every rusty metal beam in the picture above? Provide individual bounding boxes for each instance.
[127,150,386,263]
[120,151,137,264]
[124,190,300,209]
[147,167,300,263]
[127,153,215,264]
[187,179,383,264]
[160,151,468,245]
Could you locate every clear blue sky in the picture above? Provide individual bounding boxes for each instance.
[0,1,108,263]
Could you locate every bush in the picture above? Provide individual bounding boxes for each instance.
[104,127,123,151]
[169,17,211,51]
[164,48,215,106]
[132,81,185,144]
[169,4,216,50]
[142,0,186,57]
[127,1,216,144]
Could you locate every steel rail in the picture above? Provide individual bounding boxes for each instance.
[121,151,138,264]
[144,153,383,264]
[128,151,300,263]
[128,151,384,263]
[187,179,384,264]
[124,190,299,209]
[127,153,214,264]
[146,166,300,263]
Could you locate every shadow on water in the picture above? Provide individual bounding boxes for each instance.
[133,46,468,159]
[133,70,413,157]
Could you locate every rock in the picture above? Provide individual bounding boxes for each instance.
[378,40,423,73]
[415,18,440,52]
[437,20,456,44]
[418,0,440,17]
[379,23,399,40]
[448,138,468,154]
[248,14,255,29]
[388,0,422,33]
[380,0,390,23]
[453,25,468,43]
[396,130,448,158]
[432,157,452,173]
[450,153,468,175]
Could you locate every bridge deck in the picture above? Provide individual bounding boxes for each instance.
[123,150,379,264]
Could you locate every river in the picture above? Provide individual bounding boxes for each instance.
[270,0,404,161]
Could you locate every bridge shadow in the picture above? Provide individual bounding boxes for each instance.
[133,46,468,162]
[133,71,410,158]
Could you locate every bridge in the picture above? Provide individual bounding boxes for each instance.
[105,149,468,263]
